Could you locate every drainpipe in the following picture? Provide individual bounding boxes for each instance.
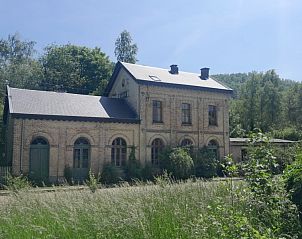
[19,119,24,174]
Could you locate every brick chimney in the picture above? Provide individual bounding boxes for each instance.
[170,64,179,74]
[200,67,210,80]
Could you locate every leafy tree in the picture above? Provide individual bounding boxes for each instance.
[0,33,42,96]
[165,147,193,179]
[284,152,302,217]
[194,146,217,178]
[114,30,138,63]
[40,44,113,95]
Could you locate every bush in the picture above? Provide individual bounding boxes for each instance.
[101,163,125,185]
[194,146,217,178]
[164,147,193,179]
[85,169,99,193]
[284,152,302,216]
[4,173,31,192]
[64,165,73,185]
[125,146,141,181]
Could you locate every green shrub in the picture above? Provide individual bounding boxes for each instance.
[64,165,73,185]
[165,147,193,179]
[85,169,99,193]
[101,163,125,185]
[194,146,217,178]
[141,163,157,181]
[284,152,302,216]
[4,173,31,192]
[125,146,141,181]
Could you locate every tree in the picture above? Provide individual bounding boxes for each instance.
[40,44,114,95]
[0,33,42,96]
[114,30,138,63]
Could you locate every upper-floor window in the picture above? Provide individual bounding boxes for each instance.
[152,100,163,123]
[208,105,218,126]
[182,103,191,125]
[118,91,128,98]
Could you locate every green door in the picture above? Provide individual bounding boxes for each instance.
[30,138,49,183]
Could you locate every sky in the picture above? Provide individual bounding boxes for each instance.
[0,0,302,81]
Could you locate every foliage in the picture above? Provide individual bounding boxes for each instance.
[125,146,141,180]
[271,126,302,141]
[194,146,217,178]
[63,165,73,185]
[40,44,113,95]
[114,30,138,63]
[229,132,302,237]
[4,173,31,192]
[0,33,42,94]
[284,152,302,216]
[164,147,193,179]
[85,169,99,193]
[0,180,301,238]
[242,132,278,195]
[101,163,125,185]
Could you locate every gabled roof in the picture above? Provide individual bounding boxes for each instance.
[104,61,233,96]
[6,86,139,123]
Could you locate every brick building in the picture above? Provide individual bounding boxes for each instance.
[3,62,233,182]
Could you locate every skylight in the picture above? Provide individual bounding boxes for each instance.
[149,75,161,82]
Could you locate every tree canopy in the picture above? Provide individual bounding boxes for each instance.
[114,30,138,63]
[41,44,114,95]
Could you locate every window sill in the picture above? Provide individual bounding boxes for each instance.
[153,121,164,124]
[181,123,192,126]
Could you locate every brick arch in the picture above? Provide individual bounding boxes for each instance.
[148,134,168,147]
[205,136,222,147]
[70,133,96,146]
[178,135,196,146]
[25,132,55,146]
[108,133,131,146]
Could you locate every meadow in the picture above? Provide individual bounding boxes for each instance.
[0,178,299,239]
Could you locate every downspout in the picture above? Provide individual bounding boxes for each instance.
[138,85,141,164]
[19,119,24,174]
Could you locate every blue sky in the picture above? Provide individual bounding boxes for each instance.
[1,0,301,81]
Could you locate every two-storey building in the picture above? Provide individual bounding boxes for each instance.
[3,61,233,182]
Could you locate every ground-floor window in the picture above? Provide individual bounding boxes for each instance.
[208,139,219,159]
[111,137,127,166]
[151,138,164,165]
[73,138,90,168]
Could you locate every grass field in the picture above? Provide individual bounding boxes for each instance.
[0,179,298,239]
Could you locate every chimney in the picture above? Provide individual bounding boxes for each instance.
[200,67,210,80]
[170,64,179,74]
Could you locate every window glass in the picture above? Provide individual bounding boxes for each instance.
[182,103,191,124]
[153,100,163,123]
[208,105,218,126]
[151,138,164,165]
[111,137,127,166]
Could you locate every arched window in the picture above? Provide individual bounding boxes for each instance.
[111,137,127,166]
[208,139,219,159]
[151,138,164,165]
[180,138,193,147]
[73,138,90,169]
[31,137,48,145]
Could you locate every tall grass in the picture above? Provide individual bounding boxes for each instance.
[0,180,299,238]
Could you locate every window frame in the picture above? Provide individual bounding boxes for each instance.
[151,138,164,165]
[111,137,127,167]
[208,105,218,126]
[73,138,90,169]
[181,103,192,125]
[152,100,163,123]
